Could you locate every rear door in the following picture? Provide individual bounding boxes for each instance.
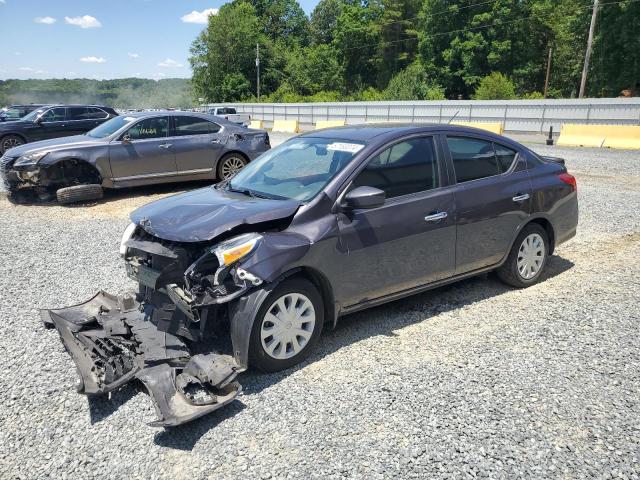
[170,115,224,176]
[336,136,456,306]
[108,116,177,184]
[444,135,532,274]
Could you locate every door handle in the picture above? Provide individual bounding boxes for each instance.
[158,143,172,149]
[424,212,448,222]
[211,139,221,144]
[512,193,530,202]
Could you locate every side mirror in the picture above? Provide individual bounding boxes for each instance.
[343,186,385,210]
[121,134,131,144]
[34,116,43,125]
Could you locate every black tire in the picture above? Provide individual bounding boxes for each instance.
[249,277,324,372]
[217,153,248,181]
[497,223,549,288]
[0,135,25,155]
[56,184,103,205]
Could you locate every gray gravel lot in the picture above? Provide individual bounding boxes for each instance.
[0,138,639,479]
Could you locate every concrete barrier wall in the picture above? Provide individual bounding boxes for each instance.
[213,99,640,134]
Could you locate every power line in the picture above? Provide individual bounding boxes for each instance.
[339,0,640,53]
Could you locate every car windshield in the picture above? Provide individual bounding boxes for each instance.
[85,116,134,138]
[21,108,47,122]
[228,137,365,201]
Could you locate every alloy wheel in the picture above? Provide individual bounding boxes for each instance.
[260,293,316,360]
[1,137,23,153]
[220,156,245,179]
[517,233,545,280]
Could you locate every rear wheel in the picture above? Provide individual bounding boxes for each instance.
[217,153,248,181]
[249,277,324,372]
[0,135,25,155]
[497,224,548,288]
[56,184,103,205]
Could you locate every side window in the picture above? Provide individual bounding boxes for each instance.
[173,116,219,136]
[125,117,169,140]
[351,137,439,199]
[86,107,109,119]
[447,137,500,183]
[68,107,89,120]
[40,108,66,122]
[494,143,518,172]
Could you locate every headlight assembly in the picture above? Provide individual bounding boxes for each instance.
[212,233,262,267]
[14,151,49,167]
[119,222,137,256]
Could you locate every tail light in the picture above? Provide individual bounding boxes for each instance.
[558,173,577,192]
[264,133,270,146]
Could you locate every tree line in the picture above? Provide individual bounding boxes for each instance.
[0,78,193,109]
[190,0,640,102]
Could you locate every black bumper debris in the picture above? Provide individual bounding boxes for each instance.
[41,291,243,427]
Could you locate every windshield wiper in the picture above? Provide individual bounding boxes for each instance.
[227,185,275,200]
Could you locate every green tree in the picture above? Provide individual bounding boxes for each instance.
[383,61,445,99]
[189,2,263,102]
[333,1,383,91]
[284,44,344,95]
[473,72,517,99]
[310,0,343,44]
[249,0,310,45]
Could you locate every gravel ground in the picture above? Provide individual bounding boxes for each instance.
[0,140,639,479]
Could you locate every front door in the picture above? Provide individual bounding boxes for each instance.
[170,115,224,176]
[444,136,532,274]
[336,136,456,307]
[108,116,177,185]
[33,107,69,141]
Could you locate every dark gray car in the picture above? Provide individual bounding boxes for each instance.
[1,111,270,203]
[43,124,578,426]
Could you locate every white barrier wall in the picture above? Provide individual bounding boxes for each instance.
[210,99,640,134]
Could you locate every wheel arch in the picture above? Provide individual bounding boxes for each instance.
[44,157,103,186]
[526,216,556,255]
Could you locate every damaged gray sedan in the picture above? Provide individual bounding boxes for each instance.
[43,124,578,427]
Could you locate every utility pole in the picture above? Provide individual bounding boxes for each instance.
[544,46,553,98]
[579,0,599,98]
[256,43,260,101]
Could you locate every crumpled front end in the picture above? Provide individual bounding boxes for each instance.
[42,291,242,427]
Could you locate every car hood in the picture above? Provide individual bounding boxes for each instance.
[6,135,104,157]
[130,186,301,242]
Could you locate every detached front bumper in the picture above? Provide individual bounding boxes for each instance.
[42,291,243,427]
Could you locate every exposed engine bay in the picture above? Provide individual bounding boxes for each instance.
[42,227,275,427]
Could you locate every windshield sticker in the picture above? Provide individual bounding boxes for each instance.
[326,142,364,153]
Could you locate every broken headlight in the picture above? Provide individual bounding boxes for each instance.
[212,233,262,267]
[119,222,137,256]
[14,151,48,167]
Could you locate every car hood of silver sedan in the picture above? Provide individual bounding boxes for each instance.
[130,186,301,242]
[5,135,104,157]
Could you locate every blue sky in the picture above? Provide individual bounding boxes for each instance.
[0,0,319,80]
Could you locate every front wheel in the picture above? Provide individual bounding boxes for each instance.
[249,277,324,372]
[217,153,248,181]
[0,135,25,155]
[497,224,549,288]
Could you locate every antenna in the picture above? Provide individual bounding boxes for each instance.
[447,110,460,124]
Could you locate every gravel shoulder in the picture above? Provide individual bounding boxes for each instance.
[0,142,639,479]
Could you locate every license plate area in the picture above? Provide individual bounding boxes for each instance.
[126,261,161,289]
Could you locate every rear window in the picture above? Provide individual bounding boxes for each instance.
[447,137,518,183]
[173,116,220,135]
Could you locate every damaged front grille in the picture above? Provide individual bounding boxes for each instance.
[0,155,16,189]
[42,291,243,427]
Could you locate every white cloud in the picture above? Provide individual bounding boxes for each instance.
[34,16,56,24]
[0,1,5,4]
[19,67,35,72]
[180,8,218,24]
[158,58,183,68]
[67,71,77,76]
[80,56,106,63]
[128,53,140,59]
[65,15,101,29]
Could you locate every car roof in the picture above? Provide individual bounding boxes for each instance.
[121,110,216,119]
[298,122,506,142]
